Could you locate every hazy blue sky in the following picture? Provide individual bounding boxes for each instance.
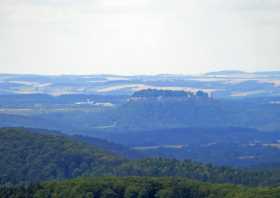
[0,0,280,75]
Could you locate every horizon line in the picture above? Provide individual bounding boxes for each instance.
[1,69,280,77]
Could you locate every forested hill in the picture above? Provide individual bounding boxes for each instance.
[0,128,121,184]
[2,128,280,187]
[2,177,280,198]
[72,135,145,159]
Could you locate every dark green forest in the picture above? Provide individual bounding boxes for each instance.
[2,127,280,186]
[1,177,280,198]
[2,128,280,197]
[0,128,120,184]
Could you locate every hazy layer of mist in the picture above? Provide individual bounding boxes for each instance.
[0,0,279,74]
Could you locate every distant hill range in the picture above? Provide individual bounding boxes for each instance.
[206,70,248,76]
[1,89,280,132]
[0,72,280,97]
[206,70,280,76]
[114,89,280,131]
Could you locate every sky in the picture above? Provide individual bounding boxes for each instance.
[0,0,280,75]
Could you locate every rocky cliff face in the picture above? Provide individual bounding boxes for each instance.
[129,89,210,103]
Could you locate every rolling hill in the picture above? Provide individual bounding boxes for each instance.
[2,128,280,187]
[0,128,121,184]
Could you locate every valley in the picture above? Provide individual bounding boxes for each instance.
[1,73,280,197]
